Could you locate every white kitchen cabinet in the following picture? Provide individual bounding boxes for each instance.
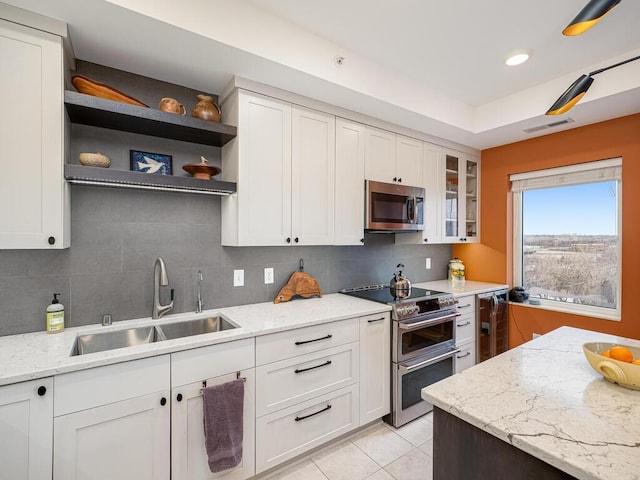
[53,355,171,480]
[395,134,424,187]
[171,370,256,480]
[221,90,335,246]
[455,341,476,373]
[221,91,292,246]
[455,294,477,373]
[359,313,390,424]
[443,150,480,243]
[0,18,69,249]
[364,127,423,186]
[255,384,359,474]
[334,118,365,245]
[171,339,255,480]
[0,378,53,480]
[291,106,335,245]
[53,390,171,480]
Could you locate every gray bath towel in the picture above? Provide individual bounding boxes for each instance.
[203,378,245,473]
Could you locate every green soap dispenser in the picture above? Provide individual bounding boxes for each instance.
[46,293,65,333]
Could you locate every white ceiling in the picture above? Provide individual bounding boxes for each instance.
[4,0,640,150]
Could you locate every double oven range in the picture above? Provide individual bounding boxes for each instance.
[341,285,459,427]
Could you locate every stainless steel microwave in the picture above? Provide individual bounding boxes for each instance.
[365,180,424,232]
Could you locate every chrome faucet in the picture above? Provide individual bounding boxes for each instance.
[196,270,204,313]
[152,257,174,319]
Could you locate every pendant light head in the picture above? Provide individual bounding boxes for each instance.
[563,0,621,36]
[546,74,594,115]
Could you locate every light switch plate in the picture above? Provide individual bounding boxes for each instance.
[264,267,274,284]
[425,258,431,269]
[233,269,244,287]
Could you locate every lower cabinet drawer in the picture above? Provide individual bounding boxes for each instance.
[455,341,476,373]
[255,384,359,474]
[455,313,475,346]
[256,342,358,417]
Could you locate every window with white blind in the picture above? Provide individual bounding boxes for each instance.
[511,158,622,320]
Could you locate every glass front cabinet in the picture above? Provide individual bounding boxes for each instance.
[442,150,480,243]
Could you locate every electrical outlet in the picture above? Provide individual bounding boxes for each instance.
[264,267,274,284]
[233,269,244,287]
[425,258,431,269]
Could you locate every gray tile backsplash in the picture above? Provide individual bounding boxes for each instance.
[0,61,451,336]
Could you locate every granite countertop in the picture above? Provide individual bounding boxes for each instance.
[415,279,508,296]
[422,326,640,480]
[0,293,390,386]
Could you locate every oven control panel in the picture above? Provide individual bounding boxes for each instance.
[438,296,458,309]
[394,303,420,320]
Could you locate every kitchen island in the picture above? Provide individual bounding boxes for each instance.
[422,326,640,480]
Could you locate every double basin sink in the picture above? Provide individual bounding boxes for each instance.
[70,316,237,356]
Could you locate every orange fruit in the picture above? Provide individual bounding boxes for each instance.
[632,359,640,366]
[609,346,634,363]
[602,349,611,357]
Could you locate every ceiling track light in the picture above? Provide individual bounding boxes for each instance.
[563,0,621,36]
[546,54,640,115]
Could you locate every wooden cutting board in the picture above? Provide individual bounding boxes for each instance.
[274,271,322,304]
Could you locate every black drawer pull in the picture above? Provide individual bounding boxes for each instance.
[295,360,332,374]
[295,404,332,422]
[37,386,47,396]
[458,304,472,309]
[295,334,332,346]
[457,351,472,359]
[457,321,471,327]
[367,317,385,323]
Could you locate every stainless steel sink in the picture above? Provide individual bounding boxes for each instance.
[71,326,163,356]
[159,316,238,340]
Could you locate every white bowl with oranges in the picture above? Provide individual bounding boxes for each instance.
[583,342,640,390]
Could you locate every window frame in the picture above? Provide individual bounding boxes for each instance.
[511,159,622,321]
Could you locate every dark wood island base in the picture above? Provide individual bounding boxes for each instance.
[432,407,578,480]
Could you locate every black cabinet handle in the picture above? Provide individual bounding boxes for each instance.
[295,334,332,346]
[393,177,397,182]
[295,360,332,374]
[457,321,471,327]
[457,351,472,359]
[160,397,167,406]
[398,178,402,183]
[368,317,385,323]
[176,393,183,402]
[294,237,299,243]
[48,236,55,245]
[295,404,332,422]
[37,386,47,396]
[424,238,428,243]
[360,238,365,243]
[286,237,291,244]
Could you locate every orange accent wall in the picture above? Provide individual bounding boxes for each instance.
[453,113,640,347]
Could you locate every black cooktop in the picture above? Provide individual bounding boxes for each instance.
[340,285,447,304]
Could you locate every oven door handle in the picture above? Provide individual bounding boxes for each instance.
[398,312,461,330]
[399,348,460,372]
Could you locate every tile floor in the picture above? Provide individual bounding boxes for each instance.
[262,412,434,480]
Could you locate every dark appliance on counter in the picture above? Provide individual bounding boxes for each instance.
[365,180,424,233]
[477,289,509,362]
[340,285,459,427]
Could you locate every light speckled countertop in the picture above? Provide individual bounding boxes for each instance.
[415,279,508,296]
[0,293,390,386]
[422,326,640,480]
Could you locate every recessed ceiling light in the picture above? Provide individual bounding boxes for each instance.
[505,50,532,66]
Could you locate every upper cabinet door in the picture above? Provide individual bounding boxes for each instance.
[364,126,396,183]
[231,92,292,246]
[442,150,480,243]
[0,19,68,249]
[395,135,423,186]
[422,143,444,244]
[335,119,365,246]
[291,106,335,245]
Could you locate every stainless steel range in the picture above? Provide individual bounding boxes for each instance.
[340,284,459,426]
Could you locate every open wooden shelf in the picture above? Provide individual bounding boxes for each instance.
[65,164,236,196]
[64,91,237,147]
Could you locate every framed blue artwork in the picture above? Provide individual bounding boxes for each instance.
[130,150,172,175]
